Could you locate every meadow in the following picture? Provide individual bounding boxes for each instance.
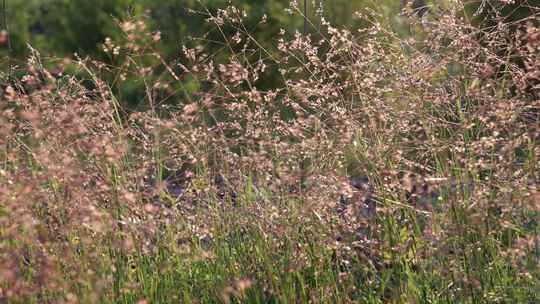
[0,1,539,303]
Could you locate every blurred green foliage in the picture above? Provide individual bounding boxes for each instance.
[464,0,540,28]
[1,0,404,60]
[2,0,538,108]
[3,0,539,63]
[0,0,406,110]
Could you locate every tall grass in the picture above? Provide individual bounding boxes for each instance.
[1,1,539,303]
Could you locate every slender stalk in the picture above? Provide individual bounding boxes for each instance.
[304,0,307,36]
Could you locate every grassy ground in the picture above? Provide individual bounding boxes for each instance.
[1,2,539,303]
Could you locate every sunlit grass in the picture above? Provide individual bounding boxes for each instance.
[1,1,539,303]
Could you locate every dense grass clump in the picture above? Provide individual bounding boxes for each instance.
[1,1,539,303]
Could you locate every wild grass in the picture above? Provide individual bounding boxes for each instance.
[1,1,539,303]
